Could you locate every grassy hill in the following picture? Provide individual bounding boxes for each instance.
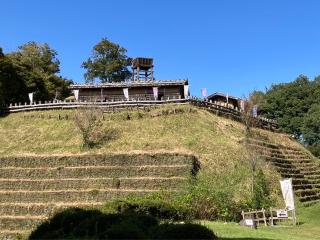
[0,105,314,200]
[0,104,319,238]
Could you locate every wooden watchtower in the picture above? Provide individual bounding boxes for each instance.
[132,57,154,81]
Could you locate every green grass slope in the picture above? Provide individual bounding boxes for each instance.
[1,104,319,239]
[0,105,305,203]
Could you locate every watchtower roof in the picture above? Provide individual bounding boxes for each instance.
[132,57,153,70]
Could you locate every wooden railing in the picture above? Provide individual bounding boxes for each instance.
[1,99,188,113]
[189,98,279,131]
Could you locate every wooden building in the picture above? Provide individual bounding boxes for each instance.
[69,57,189,102]
[207,92,240,110]
[69,80,189,102]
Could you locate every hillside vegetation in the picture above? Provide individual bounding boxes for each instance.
[0,105,306,200]
[1,104,320,238]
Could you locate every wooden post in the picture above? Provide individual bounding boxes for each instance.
[292,209,297,225]
[262,208,267,226]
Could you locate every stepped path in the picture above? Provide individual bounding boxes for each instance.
[247,138,320,205]
[0,153,197,238]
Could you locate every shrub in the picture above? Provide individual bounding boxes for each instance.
[104,194,191,221]
[250,169,272,209]
[308,145,320,157]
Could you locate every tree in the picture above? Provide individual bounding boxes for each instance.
[82,38,132,83]
[8,41,60,75]
[6,42,71,101]
[302,104,320,146]
[0,48,28,105]
[260,75,318,138]
[74,107,104,148]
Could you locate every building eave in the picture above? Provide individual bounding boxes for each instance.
[69,80,188,89]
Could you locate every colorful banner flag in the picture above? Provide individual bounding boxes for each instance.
[153,87,158,100]
[280,178,295,210]
[201,88,207,97]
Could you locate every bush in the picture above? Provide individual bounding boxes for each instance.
[151,223,218,240]
[250,169,272,209]
[308,145,320,158]
[104,194,191,221]
[29,208,217,240]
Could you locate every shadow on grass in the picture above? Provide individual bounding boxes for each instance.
[29,208,218,239]
[220,238,274,240]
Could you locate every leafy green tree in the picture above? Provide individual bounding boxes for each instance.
[249,90,265,109]
[0,48,28,105]
[82,38,132,83]
[261,75,318,137]
[7,42,71,101]
[302,104,320,146]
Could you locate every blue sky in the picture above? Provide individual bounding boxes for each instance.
[1,0,320,97]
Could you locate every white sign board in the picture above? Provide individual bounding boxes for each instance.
[244,219,254,226]
[276,210,288,218]
[280,178,295,210]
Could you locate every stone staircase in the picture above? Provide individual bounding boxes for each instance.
[247,138,320,205]
[0,153,197,238]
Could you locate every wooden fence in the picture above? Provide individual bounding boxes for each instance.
[0,99,188,113]
[189,99,279,132]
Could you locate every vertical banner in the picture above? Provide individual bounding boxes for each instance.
[201,88,207,97]
[226,93,229,104]
[73,90,79,101]
[252,105,258,117]
[240,99,245,111]
[123,88,129,100]
[153,87,158,100]
[184,85,190,99]
[28,92,34,104]
[280,178,295,210]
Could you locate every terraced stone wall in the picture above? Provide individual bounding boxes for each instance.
[0,153,198,238]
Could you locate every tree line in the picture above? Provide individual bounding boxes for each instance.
[250,75,320,156]
[0,38,132,106]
